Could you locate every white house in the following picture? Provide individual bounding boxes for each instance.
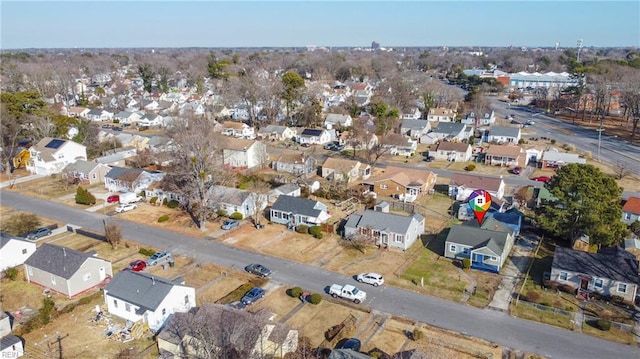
[139,113,164,127]
[401,119,431,140]
[449,173,505,201]
[421,123,472,144]
[85,109,114,122]
[298,128,331,145]
[209,185,267,219]
[0,232,36,272]
[388,137,418,156]
[488,126,521,144]
[324,114,353,129]
[103,270,196,333]
[223,121,255,138]
[26,137,87,175]
[114,110,142,124]
[258,125,296,142]
[0,334,24,358]
[461,111,496,126]
[427,107,457,122]
[222,138,268,170]
[401,107,422,120]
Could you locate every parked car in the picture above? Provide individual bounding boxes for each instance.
[101,124,112,129]
[115,203,137,213]
[511,166,522,175]
[531,176,552,183]
[424,156,435,162]
[301,143,310,148]
[325,143,336,150]
[146,251,173,266]
[221,219,240,230]
[124,260,146,272]
[336,338,361,352]
[113,126,123,131]
[26,227,52,240]
[107,194,120,203]
[245,263,272,277]
[241,287,265,305]
[334,144,345,151]
[356,273,384,287]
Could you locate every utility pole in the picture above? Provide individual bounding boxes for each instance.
[597,116,604,161]
[55,334,69,359]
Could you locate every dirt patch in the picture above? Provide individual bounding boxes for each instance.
[114,202,208,238]
[554,113,640,144]
[196,275,250,304]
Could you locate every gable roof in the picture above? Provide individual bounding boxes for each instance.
[105,166,144,181]
[273,183,300,194]
[486,144,524,157]
[275,152,308,164]
[367,166,433,187]
[490,126,520,137]
[63,159,103,174]
[431,122,465,134]
[105,270,183,313]
[541,149,586,164]
[325,114,352,124]
[552,246,639,284]
[300,128,325,137]
[450,173,503,192]
[260,125,290,134]
[322,157,361,171]
[402,119,429,129]
[446,224,510,256]
[345,210,424,235]
[24,243,100,280]
[436,142,471,152]
[0,231,32,250]
[271,195,324,217]
[223,138,257,151]
[209,185,252,206]
[622,197,640,215]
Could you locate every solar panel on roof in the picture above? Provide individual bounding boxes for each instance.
[45,139,65,149]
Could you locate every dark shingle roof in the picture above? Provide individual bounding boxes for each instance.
[24,243,98,280]
[432,122,465,135]
[209,185,252,206]
[63,159,101,175]
[446,224,510,256]
[271,195,324,217]
[105,270,183,313]
[345,210,423,235]
[552,246,639,284]
[301,128,324,137]
[490,126,520,137]
[105,166,144,181]
[0,335,22,351]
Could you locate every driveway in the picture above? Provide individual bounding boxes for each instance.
[2,189,638,359]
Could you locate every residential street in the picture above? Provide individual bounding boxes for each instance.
[2,189,638,359]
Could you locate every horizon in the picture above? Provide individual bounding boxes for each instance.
[1,1,639,49]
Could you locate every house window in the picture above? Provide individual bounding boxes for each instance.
[22,248,28,254]
[113,299,118,308]
[83,273,92,281]
[92,173,97,179]
[617,283,628,294]
[462,248,470,255]
[185,295,190,305]
[395,234,404,243]
[559,272,568,281]
[625,213,631,220]
[593,278,604,289]
[449,244,457,253]
[125,303,131,312]
[162,308,166,315]
[380,184,388,190]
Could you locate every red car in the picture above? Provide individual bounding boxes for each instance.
[107,195,120,203]
[124,260,147,272]
[531,176,552,183]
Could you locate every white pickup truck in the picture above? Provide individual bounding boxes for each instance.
[329,284,367,304]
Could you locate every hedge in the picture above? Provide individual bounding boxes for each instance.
[309,226,323,239]
[217,209,228,217]
[464,164,476,172]
[230,212,243,220]
[462,258,471,269]
[75,186,96,205]
[149,196,158,204]
[139,248,156,256]
[158,214,170,223]
[289,287,303,298]
[308,293,322,304]
[166,200,179,209]
[296,225,309,234]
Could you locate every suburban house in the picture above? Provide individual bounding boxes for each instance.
[157,303,298,358]
[222,121,255,138]
[421,123,472,144]
[268,184,301,203]
[427,107,457,122]
[388,137,418,156]
[271,152,316,176]
[461,111,496,126]
[484,144,526,167]
[269,195,330,229]
[449,173,505,201]
[487,126,521,144]
[622,197,640,225]
[540,149,586,169]
[298,128,331,145]
[550,246,639,303]
[258,125,296,142]
[0,334,23,359]
[401,107,422,120]
[524,145,545,164]
[104,166,165,193]
[433,142,472,162]
[67,106,90,118]
[324,114,353,129]
[24,243,113,297]
[62,160,111,185]
[26,137,87,175]
[139,113,164,127]
[444,222,515,273]
[209,185,266,219]
[178,101,206,117]
[321,158,371,183]
[400,119,431,140]
[85,108,113,122]
[362,166,437,203]
[0,232,36,272]
[103,270,196,333]
[114,110,142,124]
[95,148,138,167]
[344,210,425,251]
[222,138,268,170]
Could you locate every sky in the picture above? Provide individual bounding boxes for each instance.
[1,1,639,49]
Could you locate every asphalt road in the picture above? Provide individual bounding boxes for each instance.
[2,189,638,359]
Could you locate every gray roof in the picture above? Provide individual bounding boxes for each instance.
[345,210,424,235]
[0,335,22,351]
[541,150,586,164]
[273,183,300,194]
[301,128,324,137]
[209,185,252,206]
[431,122,465,135]
[401,119,429,130]
[105,166,144,180]
[141,113,158,120]
[87,109,103,116]
[490,126,520,138]
[552,246,639,284]
[62,159,102,175]
[105,270,185,313]
[0,231,31,249]
[24,243,99,280]
[114,110,135,119]
[260,125,289,134]
[446,224,510,256]
[271,195,324,217]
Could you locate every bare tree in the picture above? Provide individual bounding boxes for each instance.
[340,231,375,254]
[613,161,634,180]
[250,180,271,227]
[164,118,234,230]
[103,220,122,249]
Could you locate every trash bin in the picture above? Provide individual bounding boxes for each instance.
[169,261,175,267]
